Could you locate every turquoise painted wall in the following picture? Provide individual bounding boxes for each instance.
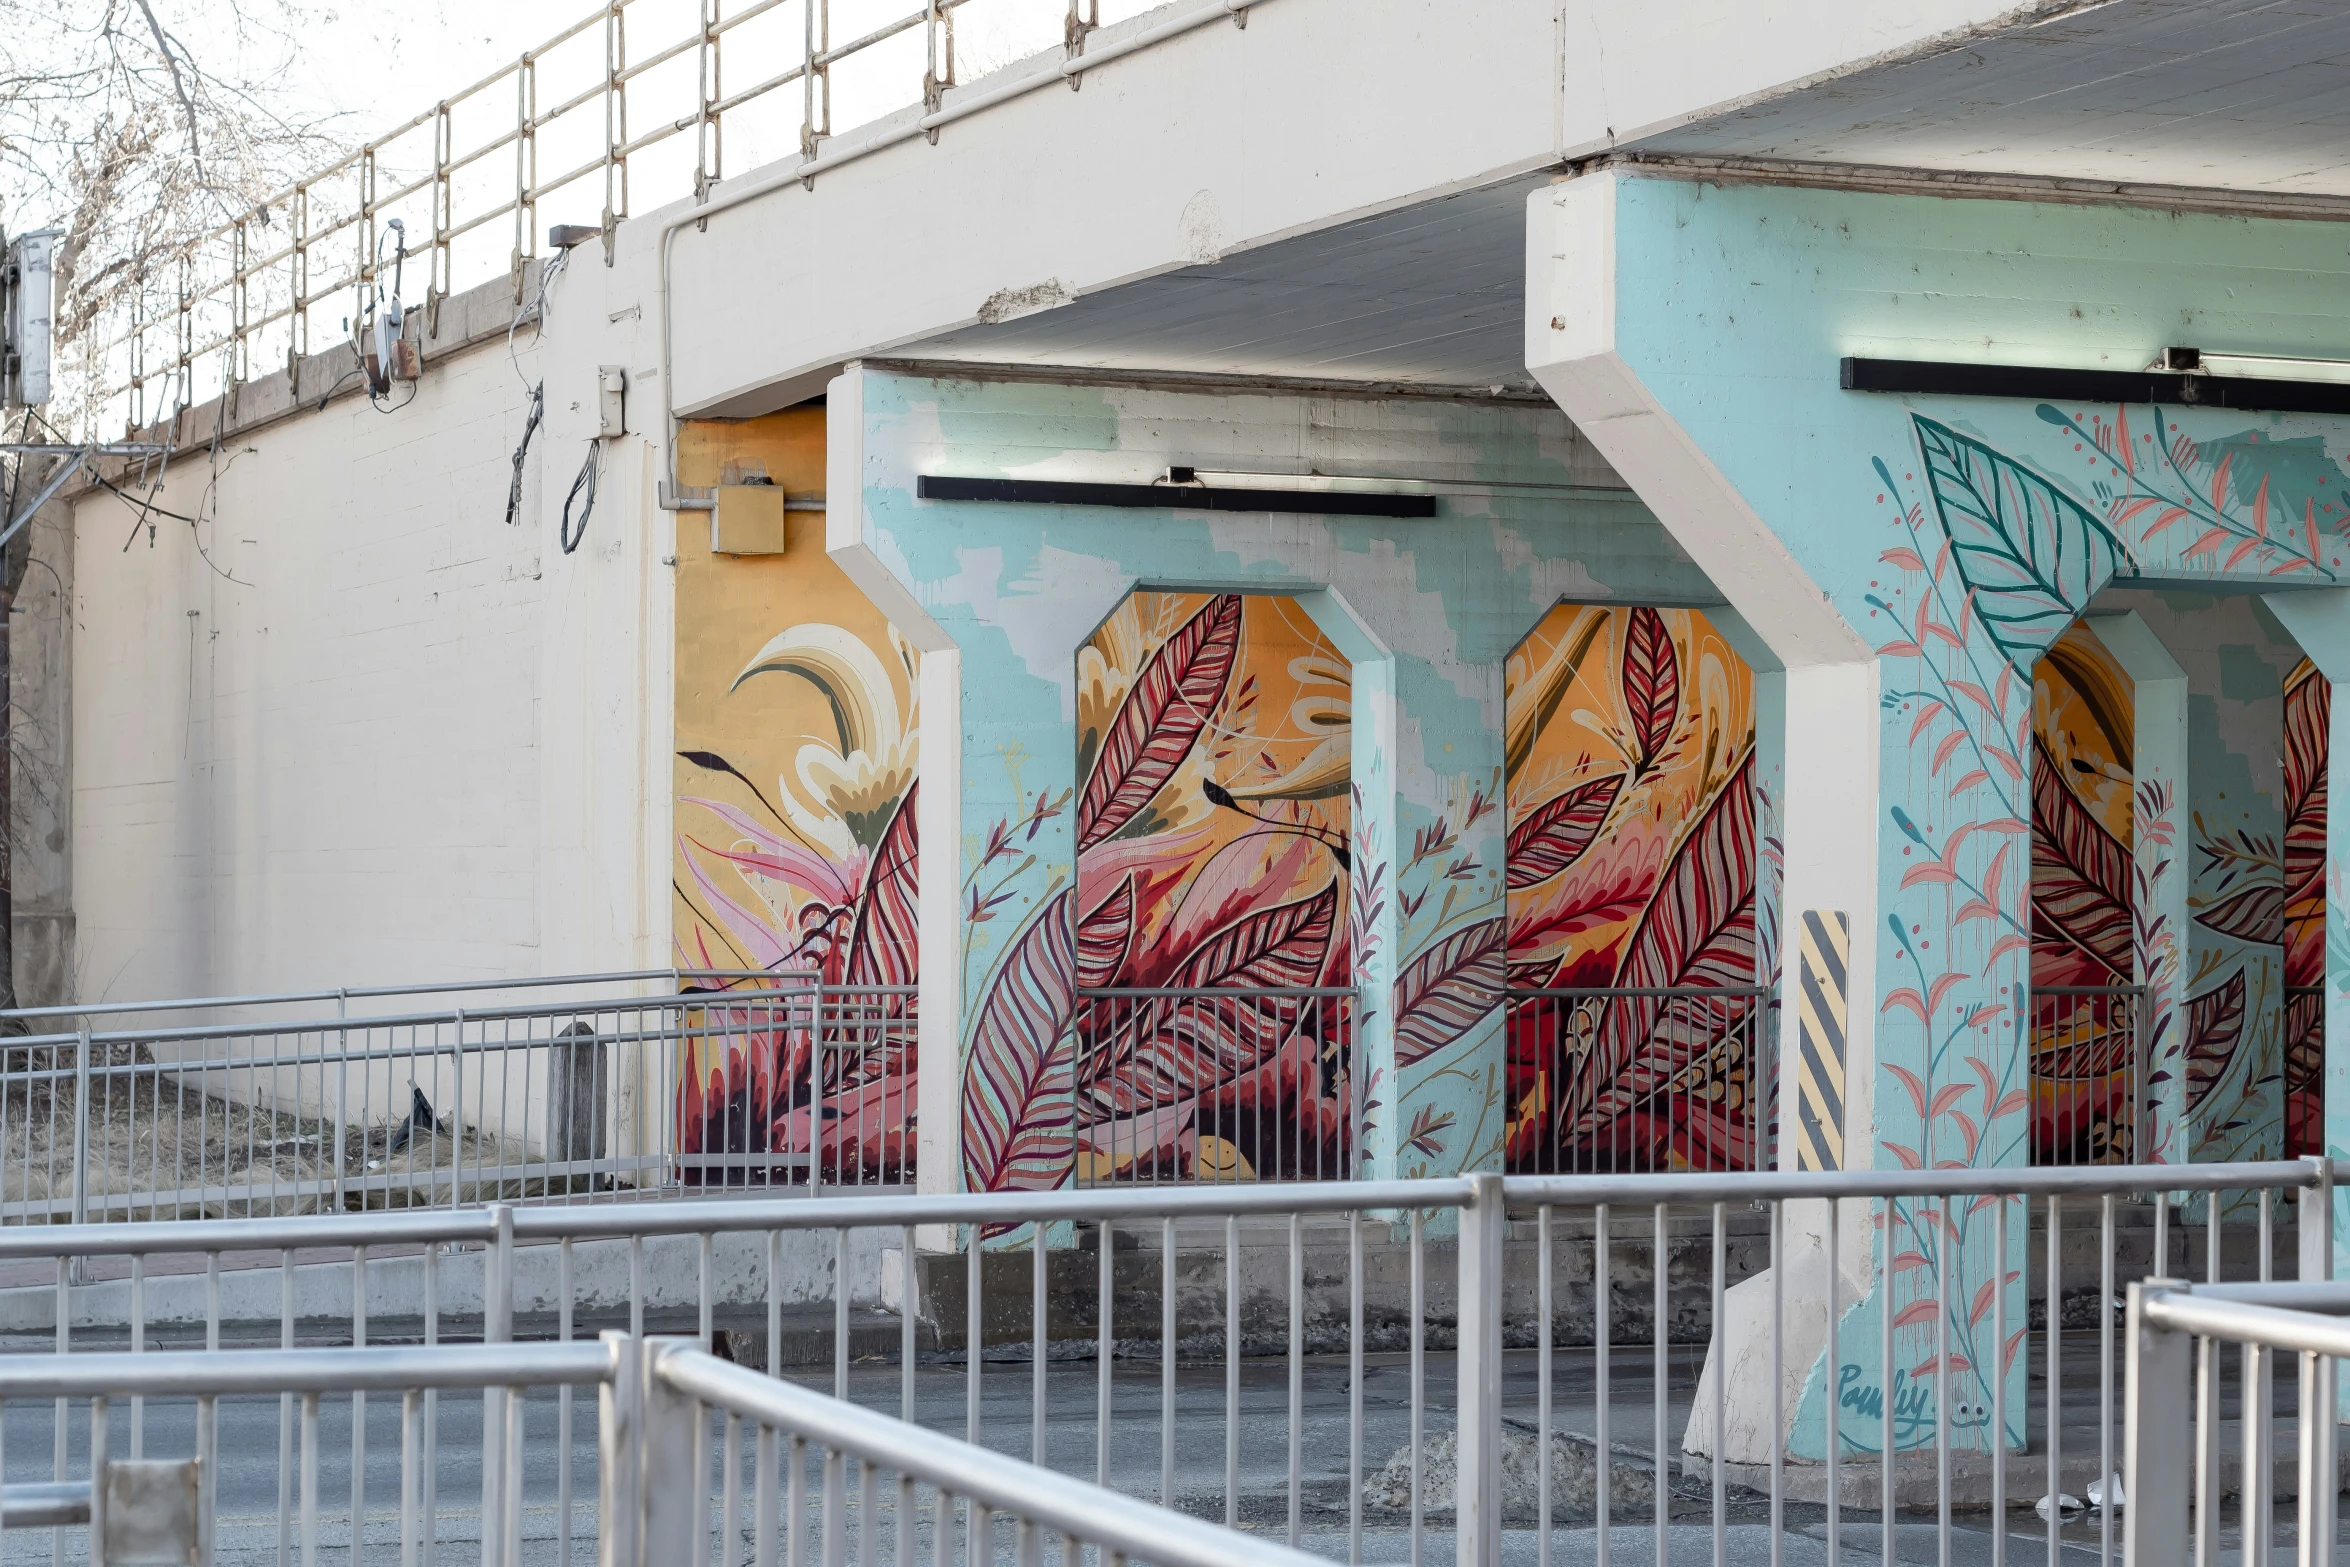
[1596,175,2350,1454]
[840,370,1722,1204]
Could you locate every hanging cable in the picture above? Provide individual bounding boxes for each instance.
[506,381,544,527]
[499,246,569,531]
[560,442,598,554]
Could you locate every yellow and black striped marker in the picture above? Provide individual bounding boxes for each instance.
[1794,909,1849,1172]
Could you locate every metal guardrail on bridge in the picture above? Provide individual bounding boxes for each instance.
[90,0,1283,437]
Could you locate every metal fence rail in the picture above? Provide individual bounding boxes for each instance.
[2026,985,2146,1167]
[1502,986,1772,1173]
[644,1338,1340,1567]
[0,965,790,1030]
[0,1338,616,1567]
[0,1333,1325,1567]
[1071,988,1357,1185]
[2124,1277,2350,1567]
[0,978,916,1221]
[0,1159,2335,1567]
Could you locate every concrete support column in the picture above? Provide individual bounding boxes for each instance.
[1529,172,2028,1466]
[1297,593,1402,1180]
[2256,591,2350,1278]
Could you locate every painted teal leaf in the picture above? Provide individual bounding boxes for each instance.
[1913,416,2132,670]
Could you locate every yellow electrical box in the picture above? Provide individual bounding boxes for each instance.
[713,484,789,555]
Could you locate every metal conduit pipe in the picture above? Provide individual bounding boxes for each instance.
[654,0,1284,503]
[0,1482,91,1529]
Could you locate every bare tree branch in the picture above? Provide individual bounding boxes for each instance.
[130,0,202,172]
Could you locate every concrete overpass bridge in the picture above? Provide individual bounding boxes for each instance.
[31,0,2350,1476]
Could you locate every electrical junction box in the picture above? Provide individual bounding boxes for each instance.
[3,230,57,407]
[596,365,626,438]
[713,484,789,555]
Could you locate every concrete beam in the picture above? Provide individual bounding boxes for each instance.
[632,0,2046,419]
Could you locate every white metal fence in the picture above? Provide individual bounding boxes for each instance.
[0,971,916,1221]
[0,1334,1334,1567]
[0,1160,2337,1567]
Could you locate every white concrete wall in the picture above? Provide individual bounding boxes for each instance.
[68,336,557,1003]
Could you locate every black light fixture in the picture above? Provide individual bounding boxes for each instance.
[916,467,1438,519]
[1841,349,2350,416]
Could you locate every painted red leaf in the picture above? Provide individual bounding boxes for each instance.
[1080,882,1341,1108]
[1949,680,1997,717]
[1891,1299,1940,1329]
[1969,1279,1998,1328]
[1505,774,1624,889]
[1170,879,1340,992]
[1075,874,1135,993]
[2283,665,2329,968]
[2192,883,2284,945]
[1077,594,1243,852]
[1506,956,1561,991]
[2029,734,2131,981]
[1395,917,1509,1068]
[1559,751,1757,1141]
[1951,1110,1980,1160]
[2285,985,2325,1101]
[841,783,919,989]
[1621,606,1680,771]
[961,893,1078,1194]
[2181,968,2248,1114]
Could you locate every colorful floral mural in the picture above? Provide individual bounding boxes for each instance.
[1839,399,2349,1454]
[2027,622,2138,1162]
[669,411,919,1184]
[2285,656,2328,1156]
[1500,603,1761,1172]
[1060,592,1354,1181]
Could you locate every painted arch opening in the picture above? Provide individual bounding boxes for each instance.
[2025,599,2329,1167]
[1500,602,1765,1174]
[1068,590,1356,1184]
[2026,621,2140,1165]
